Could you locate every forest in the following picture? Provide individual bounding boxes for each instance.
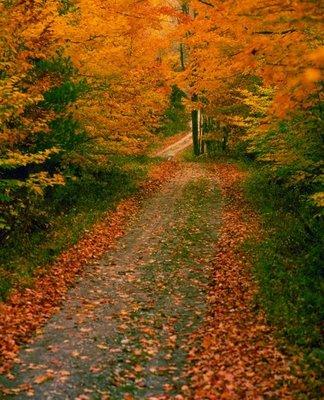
[0,0,323,398]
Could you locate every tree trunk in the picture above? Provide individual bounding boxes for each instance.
[179,43,185,71]
[192,108,200,156]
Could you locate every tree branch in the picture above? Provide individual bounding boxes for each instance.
[253,29,296,35]
[198,0,215,8]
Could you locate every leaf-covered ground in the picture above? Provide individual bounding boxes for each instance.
[183,164,308,399]
[0,161,177,375]
[0,160,309,399]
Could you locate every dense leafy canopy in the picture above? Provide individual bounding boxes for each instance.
[0,0,173,239]
[174,0,323,205]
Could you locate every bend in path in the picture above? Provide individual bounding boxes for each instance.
[155,133,192,159]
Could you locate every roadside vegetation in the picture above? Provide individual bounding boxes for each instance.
[0,154,160,300]
[0,64,185,300]
[202,103,323,376]
[159,85,189,137]
[0,79,186,300]
[173,0,323,374]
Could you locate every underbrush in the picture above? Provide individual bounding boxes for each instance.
[244,167,323,366]
[0,155,157,300]
[160,109,188,137]
[159,85,188,137]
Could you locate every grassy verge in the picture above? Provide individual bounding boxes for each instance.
[243,166,323,373]
[0,155,159,301]
[196,145,323,354]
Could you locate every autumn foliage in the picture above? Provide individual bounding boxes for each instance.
[0,0,323,391]
[174,0,323,201]
[176,0,322,109]
[172,0,323,361]
[0,0,173,242]
[1,0,322,242]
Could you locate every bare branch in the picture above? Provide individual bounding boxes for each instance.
[253,29,297,35]
[198,0,215,8]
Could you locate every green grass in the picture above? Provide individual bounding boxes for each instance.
[243,168,323,365]
[0,155,159,301]
[180,147,210,162]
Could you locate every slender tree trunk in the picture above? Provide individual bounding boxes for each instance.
[179,43,185,71]
[199,110,205,154]
[192,108,200,155]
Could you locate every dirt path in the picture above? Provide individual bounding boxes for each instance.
[1,162,222,399]
[0,137,308,399]
[155,133,192,159]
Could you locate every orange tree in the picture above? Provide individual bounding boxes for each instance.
[174,0,323,347]
[54,0,173,154]
[175,0,323,195]
[0,0,175,242]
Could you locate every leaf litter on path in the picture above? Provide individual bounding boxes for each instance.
[0,161,178,376]
[0,163,218,399]
[0,161,311,399]
[184,163,308,399]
